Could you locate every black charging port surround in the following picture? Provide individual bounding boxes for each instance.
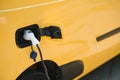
[15,24,41,48]
[15,24,62,48]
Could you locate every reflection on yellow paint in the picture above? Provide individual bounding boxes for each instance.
[0,17,7,24]
[0,0,63,10]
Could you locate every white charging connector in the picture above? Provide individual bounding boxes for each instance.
[23,30,39,46]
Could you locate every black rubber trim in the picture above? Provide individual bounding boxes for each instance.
[60,60,84,80]
[40,26,62,39]
[96,27,120,41]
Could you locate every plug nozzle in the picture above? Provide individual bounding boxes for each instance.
[23,30,39,46]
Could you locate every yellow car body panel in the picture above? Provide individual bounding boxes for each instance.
[0,0,120,80]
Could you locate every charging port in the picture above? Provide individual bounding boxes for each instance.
[15,24,62,48]
[15,24,41,48]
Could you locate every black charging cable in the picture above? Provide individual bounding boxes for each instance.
[36,44,51,80]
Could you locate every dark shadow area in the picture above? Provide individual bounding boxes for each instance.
[80,55,120,80]
[16,60,62,80]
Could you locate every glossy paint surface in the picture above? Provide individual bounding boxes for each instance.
[0,0,120,80]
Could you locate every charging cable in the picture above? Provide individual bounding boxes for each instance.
[36,44,50,80]
[23,30,50,80]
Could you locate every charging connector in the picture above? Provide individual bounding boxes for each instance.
[23,30,39,46]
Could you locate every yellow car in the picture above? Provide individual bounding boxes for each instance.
[0,0,120,80]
